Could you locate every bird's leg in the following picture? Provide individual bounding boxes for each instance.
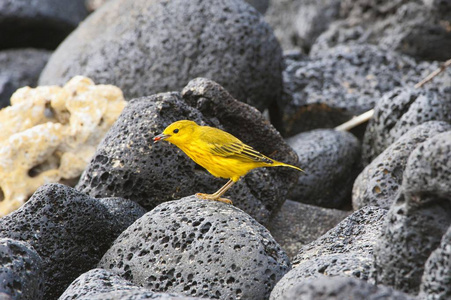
[196,179,236,205]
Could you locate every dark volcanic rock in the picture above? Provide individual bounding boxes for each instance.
[272,275,414,300]
[0,49,51,108]
[353,121,451,210]
[270,206,387,298]
[286,129,361,208]
[281,44,445,136]
[0,0,87,50]
[0,238,44,300]
[419,225,451,300]
[39,0,283,112]
[76,78,299,225]
[362,87,451,165]
[267,200,350,258]
[0,183,145,300]
[99,196,291,300]
[59,268,203,300]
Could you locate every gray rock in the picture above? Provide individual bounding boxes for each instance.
[267,200,351,258]
[353,121,451,210]
[286,129,361,208]
[0,49,51,108]
[272,275,415,300]
[0,183,145,300]
[0,238,44,300]
[362,87,451,165]
[0,0,87,49]
[39,0,283,112]
[419,225,451,300]
[312,1,451,61]
[245,0,269,14]
[76,78,299,225]
[99,196,291,300]
[281,44,444,136]
[79,290,207,300]
[270,206,387,298]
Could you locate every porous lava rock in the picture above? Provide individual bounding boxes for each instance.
[0,183,146,299]
[0,49,51,109]
[267,200,350,258]
[286,129,361,208]
[99,196,291,300]
[272,275,415,300]
[312,1,451,61]
[270,206,387,298]
[281,44,445,136]
[39,0,283,112]
[0,238,44,300]
[353,121,451,210]
[76,78,299,225]
[374,132,451,294]
[0,0,88,50]
[362,87,451,165]
[59,268,204,300]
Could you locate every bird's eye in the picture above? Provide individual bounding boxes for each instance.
[173,129,179,134]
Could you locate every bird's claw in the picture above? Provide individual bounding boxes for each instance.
[195,193,233,205]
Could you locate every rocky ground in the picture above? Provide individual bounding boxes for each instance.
[0,0,450,299]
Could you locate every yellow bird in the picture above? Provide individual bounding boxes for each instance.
[153,120,304,204]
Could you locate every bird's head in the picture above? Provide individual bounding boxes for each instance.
[153,120,198,146]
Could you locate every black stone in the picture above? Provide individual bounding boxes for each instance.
[39,0,283,112]
[286,129,361,208]
[0,183,145,300]
[98,196,291,300]
[0,238,44,300]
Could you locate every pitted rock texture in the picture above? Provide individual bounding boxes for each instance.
[76,78,299,225]
[0,238,44,300]
[59,268,204,300]
[0,0,88,49]
[270,206,387,299]
[312,1,451,61]
[0,49,51,109]
[281,44,446,136]
[99,196,291,300]
[286,129,361,208]
[419,224,451,299]
[268,200,350,258]
[0,183,145,300]
[272,275,415,300]
[353,121,451,210]
[362,87,451,166]
[39,0,283,112]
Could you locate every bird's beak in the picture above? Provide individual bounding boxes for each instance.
[153,133,170,143]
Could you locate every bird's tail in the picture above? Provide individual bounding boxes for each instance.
[271,161,305,173]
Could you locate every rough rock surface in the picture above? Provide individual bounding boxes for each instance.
[59,268,204,300]
[99,196,290,300]
[312,1,451,61]
[272,275,415,300]
[39,0,283,112]
[281,44,446,136]
[374,132,451,294]
[0,183,146,300]
[270,206,387,298]
[362,87,451,165]
[353,121,451,210]
[76,78,299,225]
[267,200,350,258]
[0,76,126,216]
[0,238,44,300]
[0,49,51,109]
[286,129,361,208]
[0,0,88,49]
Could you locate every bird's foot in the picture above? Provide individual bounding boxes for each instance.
[195,193,233,205]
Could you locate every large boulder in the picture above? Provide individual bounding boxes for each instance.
[99,196,291,300]
[39,0,283,112]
